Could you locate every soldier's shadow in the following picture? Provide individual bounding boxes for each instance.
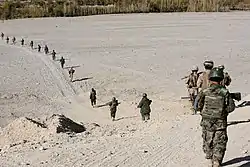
[115,116,138,121]
[222,155,250,166]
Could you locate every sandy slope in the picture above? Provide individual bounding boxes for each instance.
[0,12,250,166]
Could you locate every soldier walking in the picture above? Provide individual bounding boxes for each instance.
[30,41,34,49]
[6,36,9,44]
[106,97,120,121]
[137,93,152,122]
[51,50,56,60]
[21,38,24,46]
[38,44,41,52]
[196,67,236,167]
[186,66,199,107]
[194,61,214,112]
[44,45,49,54]
[197,60,214,92]
[59,56,65,68]
[68,67,75,82]
[1,32,4,40]
[12,37,16,45]
[218,65,231,87]
[90,88,97,107]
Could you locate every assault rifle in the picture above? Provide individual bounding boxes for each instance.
[230,92,241,101]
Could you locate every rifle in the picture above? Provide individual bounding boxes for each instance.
[230,92,241,101]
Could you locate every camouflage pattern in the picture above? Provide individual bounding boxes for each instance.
[107,98,119,120]
[137,96,152,121]
[90,88,97,106]
[197,83,235,165]
[186,71,199,104]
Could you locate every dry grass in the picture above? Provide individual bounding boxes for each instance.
[0,0,247,20]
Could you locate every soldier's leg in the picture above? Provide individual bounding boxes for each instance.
[145,113,150,120]
[93,99,96,105]
[212,130,228,166]
[141,113,145,121]
[202,128,214,160]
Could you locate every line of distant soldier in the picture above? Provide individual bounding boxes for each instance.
[1,32,152,123]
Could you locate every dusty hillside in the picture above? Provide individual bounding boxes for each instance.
[0,12,250,166]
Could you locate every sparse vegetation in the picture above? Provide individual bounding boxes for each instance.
[0,0,248,20]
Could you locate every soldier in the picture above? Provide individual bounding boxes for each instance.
[197,60,214,92]
[137,93,152,122]
[90,88,97,107]
[186,66,199,106]
[218,65,231,87]
[21,38,24,46]
[194,61,214,113]
[6,36,9,44]
[38,44,41,52]
[51,50,56,60]
[59,56,65,68]
[68,67,75,82]
[12,37,16,45]
[1,32,4,40]
[44,45,49,54]
[30,41,34,49]
[106,97,120,121]
[196,67,235,167]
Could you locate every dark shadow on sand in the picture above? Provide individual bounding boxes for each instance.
[72,77,93,82]
[222,156,250,166]
[115,116,138,121]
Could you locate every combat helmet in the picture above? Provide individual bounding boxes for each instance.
[209,67,224,82]
[192,65,199,71]
[218,65,225,71]
[203,60,214,69]
[143,93,147,97]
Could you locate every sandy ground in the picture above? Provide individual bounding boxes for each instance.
[0,12,250,166]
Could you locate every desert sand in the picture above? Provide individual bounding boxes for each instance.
[0,12,250,167]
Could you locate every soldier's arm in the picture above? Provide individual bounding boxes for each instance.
[225,93,235,114]
[197,91,205,112]
[137,99,143,108]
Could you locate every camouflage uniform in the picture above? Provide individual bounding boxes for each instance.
[197,67,235,167]
[218,65,232,87]
[107,97,119,121]
[90,88,97,107]
[186,66,199,105]
[197,61,214,92]
[137,93,152,121]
